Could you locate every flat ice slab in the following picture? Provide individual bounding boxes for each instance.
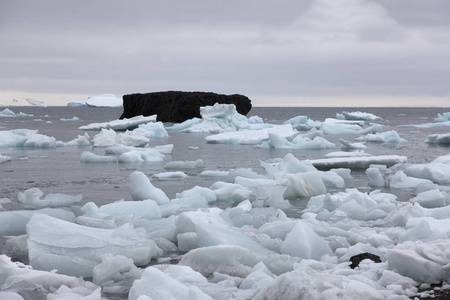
[205,124,297,145]
[308,155,407,170]
[79,115,156,131]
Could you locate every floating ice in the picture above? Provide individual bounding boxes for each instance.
[281,220,333,259]
[80,151,118,163]
[366,167,386,187]
[339,138,367,150]
[205,124,297,145]
[79,115,156,131]
[309,155,407,170]
[118,148,165,163]
[92,129,149,147]
[409,189,449,208]
[82,199,162,219]
[424,133,450,144]
[0,208,75,236]
[404,161,450,184]
[153,171,188,181]
[93,254,143,295]
[320,123,383,135]
[166,118,202,132]
[325,150,370,158]
[129,171,170,204]
[27,214,157,278]
[55,133,91,147]
[165,159,205,170]
[336,111,383,121]
[260,133,335,150]
[17,188,82,209]
[0,255,81,292]
[0,129,57,148]
[0,154,11,163]
[129,266,212,300]
[0,108,32,118]
[59,117,80,121]
[283,172,327,199]
[386,240,450,283]
[68,94,123,107]
[130,121,168,138]
[387,170,436,191]
[356,130,407,144]
[433,112,450,123]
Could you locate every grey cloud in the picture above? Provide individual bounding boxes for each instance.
[0,0,449,104]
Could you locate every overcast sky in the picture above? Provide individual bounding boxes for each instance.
[1,0,449,106]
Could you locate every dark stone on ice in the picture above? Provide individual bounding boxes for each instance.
[349,252,382,269]
[120,91,252,123]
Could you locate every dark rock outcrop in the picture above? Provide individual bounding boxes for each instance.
[120,91,252,123]
[349,252,382,269]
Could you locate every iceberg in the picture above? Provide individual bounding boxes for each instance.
[205,124,297,145]
[320,123,383,135]
[68,94,123,107]
[355,130,407,144]
[308,155,407,170]
[17,188,82,209]
[336,111,383,121]
[259,133,335,150]
[0,129,56,148]
[27,214,157,278]
[80,151,118,163]
[92,129,149,147]
[79,115,157,131]
[424,133,450,144]
[0,154,11,163]
[0,108,33,117]
[153,171,188,181]
[118,148,165,163]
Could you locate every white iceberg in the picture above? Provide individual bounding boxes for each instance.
[17,188,82,209]
[0,108,33,117]
[27,214,157,278]
[309,155,407,170]
[164,159,205,170]
[0,129,56,148]
[153,171,188,181]
[336,111,383,121]
[259,133,335,150]
[68,94,122,107]
[0,154,11,163]
[205,124,297,145]
[129,171,170,204]
[424,133,450,144]
[356,130,407,144]
[79,115,157,131]
[118,148,165,163]
[92,129,149,147]
[80,151,118,163]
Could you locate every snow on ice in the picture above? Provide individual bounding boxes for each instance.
[3,105,450,299]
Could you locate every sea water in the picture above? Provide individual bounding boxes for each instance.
[1,106,449,214]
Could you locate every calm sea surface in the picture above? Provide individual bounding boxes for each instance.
[1,106,449,215]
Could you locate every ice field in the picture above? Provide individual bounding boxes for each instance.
[1,104,450,299]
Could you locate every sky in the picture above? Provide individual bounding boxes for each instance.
[1,0,449,107]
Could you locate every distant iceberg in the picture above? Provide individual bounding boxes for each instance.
[67,94,123,107]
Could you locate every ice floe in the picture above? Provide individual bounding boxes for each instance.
[79,115,157,131]
[336,111,383,121]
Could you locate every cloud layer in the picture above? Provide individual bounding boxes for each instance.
[1,0,449,106]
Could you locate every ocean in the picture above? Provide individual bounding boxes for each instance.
[1,106,449,213]
[2,105,450,299]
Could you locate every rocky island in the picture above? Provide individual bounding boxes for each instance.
[120,91,252,122]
